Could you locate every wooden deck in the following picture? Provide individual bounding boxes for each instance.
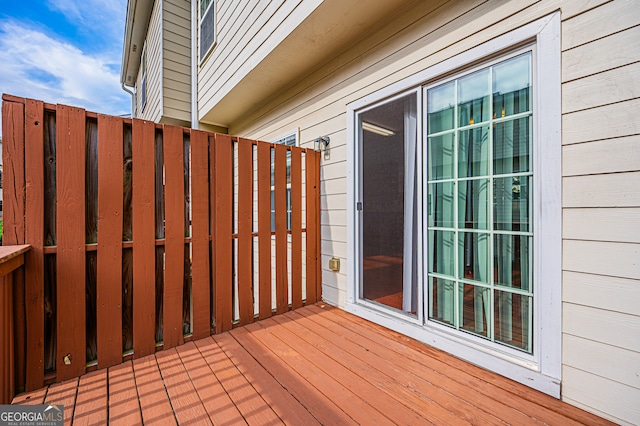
[12,304,611,425]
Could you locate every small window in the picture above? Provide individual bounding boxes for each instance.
[271,130,298,231]
[140,42,147,111]
[199,0,216,61]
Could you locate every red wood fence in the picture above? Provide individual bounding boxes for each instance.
[1,94,321,399]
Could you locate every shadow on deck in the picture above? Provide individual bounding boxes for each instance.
[12,304,611,425]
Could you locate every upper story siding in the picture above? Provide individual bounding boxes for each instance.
[197,0,322,125]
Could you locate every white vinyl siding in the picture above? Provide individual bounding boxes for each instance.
[136,0,162,122]
[214,0,639,423]
[162,0,191,124]
[198,0,321,117]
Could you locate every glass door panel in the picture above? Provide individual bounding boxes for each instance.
[359,94,417,314]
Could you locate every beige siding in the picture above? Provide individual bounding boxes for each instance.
[162,0,191,124]
[560,2,640,421]
[198,0,321,116]
[202,0,639,423]
[136,0,163,122]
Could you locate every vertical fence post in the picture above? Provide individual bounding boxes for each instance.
[24,99,45,391]
[55,104,87,381]
[96,114,124,368]
[163,125,185,349]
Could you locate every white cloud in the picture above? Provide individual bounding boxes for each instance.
[0,20,130,136]
[46,0,125,43]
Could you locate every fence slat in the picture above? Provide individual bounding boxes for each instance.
[257,143,271,320]
[2,100,26,394]
[55,104,86,381]
[274,144,288,314]
[208,135,216,331]
[290,148,303,310]
[96,114,123,368]
[132,119,156,358]
[305,149,318,304]
[191,130,211,339]
[163,125,185,349]
[24,99,45,390]
[214,134,233,333]
[1,274,14,404]
[237,138,254,326]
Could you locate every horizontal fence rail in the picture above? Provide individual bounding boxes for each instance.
[1,94,322,395]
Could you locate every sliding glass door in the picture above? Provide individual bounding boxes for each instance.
[358,93,418,315]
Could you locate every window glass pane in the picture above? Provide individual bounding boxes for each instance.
[494,291,531,352]
[458,69,489,126]
[459,283,490,337]
[428,182,455,228]
[458,178,489,230]
[493,117,531,175]
[430,277,455,326]
[428,230,455,277]
[493,53,531,118]
[200,0,212,17]
[493,176,530,232]
[427,81,455,134]
[458,126,489,178]
[458,232,490,283]
[494,235,530,291]
[428,133,454,180]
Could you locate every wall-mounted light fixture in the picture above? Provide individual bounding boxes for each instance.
[315,136,330,160]
[362,121,395,136]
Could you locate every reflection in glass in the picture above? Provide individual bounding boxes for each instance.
[458,178,489,230]
[430,277,455,326]
[493,53,531,118]
[428,133,455,180]
[458,126,489,178]
[458,232,489,283]
[428,81,455,134]
[494,117,531,175]
[458,68,490,126]
[494,291,531,352]
[428,182,455,228]
[493,176,530,232]
[494,234,530,291]
[460,283,490,337]
[429,230,455,277]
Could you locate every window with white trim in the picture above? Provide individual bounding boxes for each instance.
[272,130,298,231]
[199,0,216,61]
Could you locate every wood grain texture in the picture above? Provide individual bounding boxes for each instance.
[305,149,318,304]
[2,100,26,245]
[73,369,107,425]
[196,336,280,424]
[290,148,303,309]
[563,208,640,244]
[24,99,45,391]
[214,134,234,333]
[208,134,217,331]
[133,355,177,425]
[55,104,86,381]
[257,142,272,319]
[155,348,212,424]
[96,114,124,368]
[274,143,288,314]
[563,172,640,208]
[237,138,254,325]
[190,130,211,339]
[132,119,156,358]
[176,341,244,425]
[108,361,142,424]
[563,271,640,317]
[44,378,79,424]
[162,125,185,349]
[0,274,14,404]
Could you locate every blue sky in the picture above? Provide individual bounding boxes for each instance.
[0,0,130,136]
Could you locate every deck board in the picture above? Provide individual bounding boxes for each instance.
[11,305,613,425]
